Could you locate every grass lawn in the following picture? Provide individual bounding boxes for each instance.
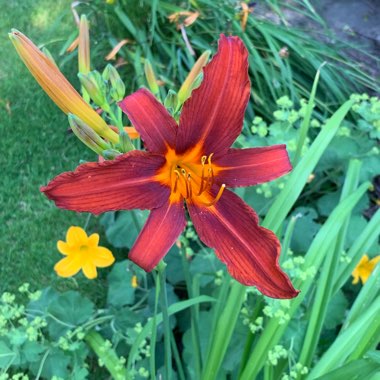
[0,0,106,295]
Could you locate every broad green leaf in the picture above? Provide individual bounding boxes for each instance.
[47,291,94,339]
[107,260,136,307]
[101,210,148,248]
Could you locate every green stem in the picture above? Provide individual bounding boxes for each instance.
[170,330,186,380]
[181,246,202,378]
[238,297,264,377]
[150,272,160,380]
[201,282,246,380]
[157,262,172,379]
[84,330,128,380]
[83,213,92,230]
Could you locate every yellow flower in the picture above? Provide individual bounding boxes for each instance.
[55,226,115,279]
[352,254,380,285]
[131,275,138,288]
[9,30,118,144]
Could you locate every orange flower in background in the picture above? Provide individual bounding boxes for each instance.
[168,11,200,29]
[352,254,380,284]
[55,226,115,279]
[9,30,118,144]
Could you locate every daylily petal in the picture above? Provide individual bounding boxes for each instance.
[176,34,250,155]
[41,151,170,214]
[119,88,177,154]
[54,256,82,278]
[128,199,186,271]
[92,247,115,267]
[66,226,88,245]
[188,189,298,299]
[82,262,98,279]
[214,145,292,187]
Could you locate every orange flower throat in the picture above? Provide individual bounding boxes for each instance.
[157,147,225,206]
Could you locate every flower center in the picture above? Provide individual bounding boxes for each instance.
[171,153,225,207]
[79,245,89,252]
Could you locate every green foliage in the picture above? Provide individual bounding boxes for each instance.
[3,1,380,379]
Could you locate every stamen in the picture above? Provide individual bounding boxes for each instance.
[197,155,208,196]
[202,184,226,207]
[181,168,190,198]
[187,174,193,199]
[173,170,181,193]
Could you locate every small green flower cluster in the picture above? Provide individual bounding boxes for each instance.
[282,252,316,281]
[281,362,309,379]
[351,94,380,139]
[179,220,199,259]
[263,299,291,325]
[0,373,29,380]
[267,344,288,366]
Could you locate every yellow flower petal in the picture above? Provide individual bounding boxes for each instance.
[92,247,115,267]
[57,240,71,256]
[54,256,82,278]
[82,262,98,279]
[9,30,118,143]
[66,226,88,246]
[88,233,100,247]
[352,254,380,285]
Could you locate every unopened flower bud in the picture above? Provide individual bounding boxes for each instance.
[69,114,111,155]
[117,130,135,153]
[178,50,210,106]
[103,64,125,101]
[78,71,107,107]
[102,149,122,160]
[164,90,178,113]
[9,29,118,143]
[78,15,90,74]
[144,59,159,96]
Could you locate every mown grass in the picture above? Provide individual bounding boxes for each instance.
[0,0,106,295]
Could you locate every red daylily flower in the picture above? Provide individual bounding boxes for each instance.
[42,35,298,299]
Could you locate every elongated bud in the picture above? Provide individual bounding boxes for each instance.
[117,130,135,153]
[78,71,107,107]
[9,29,118,143]
[103,64,125,102]
[102,149,122,160]
[144,59,159,96]
[69,114,111,155]
[164,90,178,113]
[78,15,90,74]
[178,50,210,106]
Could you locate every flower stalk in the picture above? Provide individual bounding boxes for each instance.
[156,261,172,379]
